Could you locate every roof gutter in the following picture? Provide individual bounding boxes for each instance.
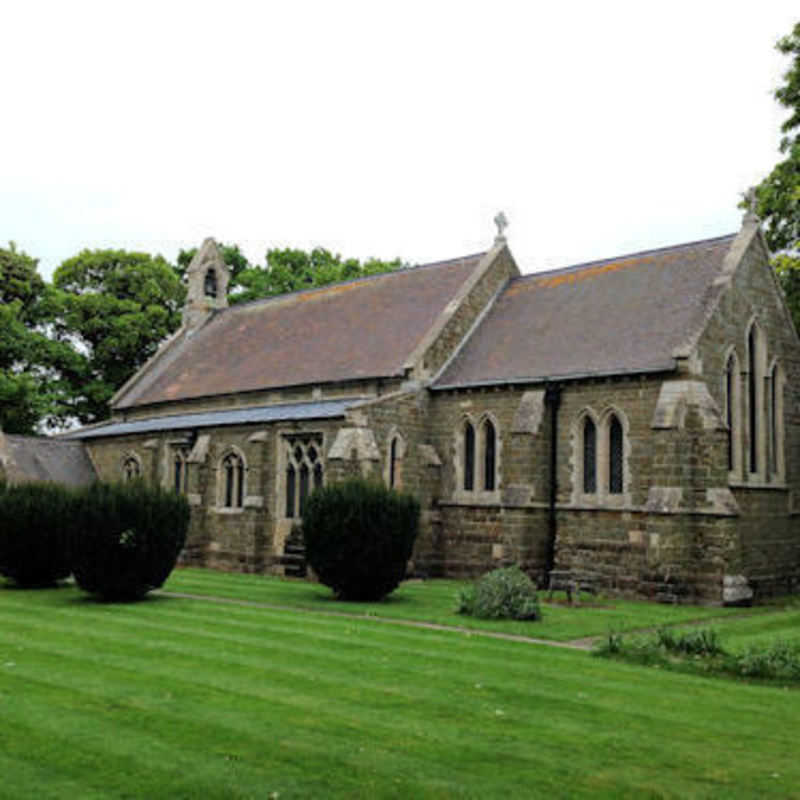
[431,362,676,393]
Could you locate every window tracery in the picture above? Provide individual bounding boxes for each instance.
[284,434,323,518]
[122,454,141,482]
[220,450,246,509]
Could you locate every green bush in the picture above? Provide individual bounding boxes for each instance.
[0,482,77,587]
[457,565,541,620]
[301,478,420,601]
[71,481,190,601]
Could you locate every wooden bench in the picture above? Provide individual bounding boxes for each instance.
[547,570,600,605]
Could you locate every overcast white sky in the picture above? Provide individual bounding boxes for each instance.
[2,1,797,280]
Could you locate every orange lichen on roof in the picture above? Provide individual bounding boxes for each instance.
[506,252,683,295]
[295,280,366,303]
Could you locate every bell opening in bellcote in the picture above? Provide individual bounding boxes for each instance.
[204,268,218,300]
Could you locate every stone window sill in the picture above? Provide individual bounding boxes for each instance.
[451,489,502,506]
[729,479,788,491]
[573,492,632,509]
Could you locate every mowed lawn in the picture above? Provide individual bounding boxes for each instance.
[164,567,755,641]
[1,577,799,799]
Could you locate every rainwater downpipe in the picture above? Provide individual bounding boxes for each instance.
[544,383,562,586]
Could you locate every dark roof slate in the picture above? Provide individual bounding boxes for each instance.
[116,254,484,409]
[69,397,365,440]
[434,235,736,388]
[4,435,96,486]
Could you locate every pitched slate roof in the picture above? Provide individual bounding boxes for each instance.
[3,435,96,486]
[68,398,366,440]
[116,254,485,409]
[434,234,737,389]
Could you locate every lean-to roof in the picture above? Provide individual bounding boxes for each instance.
[67,398,365,440]
[2,435,96,485]
[434,234,737,389]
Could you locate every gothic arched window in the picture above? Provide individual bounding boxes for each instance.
[609,415,623,494]
[285,434,323,518]
[221,451,245,508]
[748,325,759,474]
[122,455,141,482]
[583,417,597,493]
[173,451,187,493]
[724,351,742,475]
[463,421,475,491]
[286,464,296,518]
[769,362,785,480]
[482,419,496,491]
[389,437,399,488]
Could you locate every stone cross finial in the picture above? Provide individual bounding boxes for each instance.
[494,211,508,243]
[741,186,760,224]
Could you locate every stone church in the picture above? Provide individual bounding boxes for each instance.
[5,208,798,603]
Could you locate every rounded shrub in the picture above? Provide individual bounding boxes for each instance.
[457,565,541,620]
[0,482,77,587]
[71,481,190,601]
[302,478,420,601]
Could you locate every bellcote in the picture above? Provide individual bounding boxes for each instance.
[183,238,230,330]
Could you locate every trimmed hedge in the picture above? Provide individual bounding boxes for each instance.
[71,481,190,601]
[0,482,76,587]
[457,565,541,620]
[302,478,420,601]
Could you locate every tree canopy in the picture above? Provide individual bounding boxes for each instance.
[755,21,800,254]
[0,243,79,434]
[231,247,404,304]
[752,21,800,333]
[51,249,185,424]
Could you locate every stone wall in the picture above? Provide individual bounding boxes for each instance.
[692,228,800,598]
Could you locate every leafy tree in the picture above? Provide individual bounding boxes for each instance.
[232,247,404,305]
[0,243,78,433]
[0,242,46,321]
[754,22,800,253]
[52,250,185,423]
[752,22,800,331]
